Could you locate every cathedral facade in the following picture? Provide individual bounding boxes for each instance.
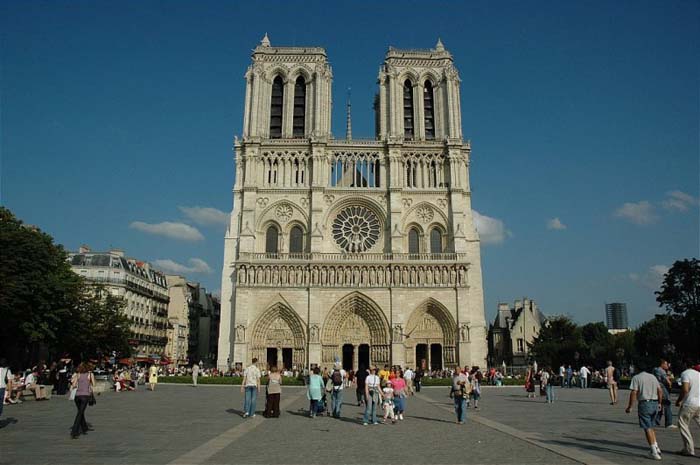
[217,35,487,372]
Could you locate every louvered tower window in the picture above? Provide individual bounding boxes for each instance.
[403,80,414,139]
[293,77,306,137]
[269,76,284,139]
[424,81,435,140]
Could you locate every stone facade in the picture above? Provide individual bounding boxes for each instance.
[488,298,546,367]
[217,36,487,371]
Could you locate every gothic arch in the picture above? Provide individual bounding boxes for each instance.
[321,291,390,367]
[420,70,440,87]
[288,65,313,83]
[250,302,307,367]
[402,201,449,231]
[265,65,290,83]
[257,200,309,232]
[405,298,457,367]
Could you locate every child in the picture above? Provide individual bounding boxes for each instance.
[382,380,396,424]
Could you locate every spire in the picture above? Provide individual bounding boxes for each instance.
[260,33,270,47]
[435,38,445,52]
[345,87,352,140]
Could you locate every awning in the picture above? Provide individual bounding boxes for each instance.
[118,358,133,365]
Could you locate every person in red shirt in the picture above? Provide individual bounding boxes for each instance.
[392,370,408,420]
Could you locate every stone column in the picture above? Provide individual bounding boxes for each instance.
[283,79,294,138]
[352,345,359,371]
[277,347,282,369]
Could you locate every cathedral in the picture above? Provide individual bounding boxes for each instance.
[217,35,487,372]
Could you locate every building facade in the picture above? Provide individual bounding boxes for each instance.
[605,302,628,330]
[217,36,487,371]
[166,275,190,366]
[488,298,546,366]
[69,246,170,359]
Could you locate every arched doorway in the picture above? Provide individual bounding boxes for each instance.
[405,298,457,369]
[321,292,390,370]
[250,303,306,368]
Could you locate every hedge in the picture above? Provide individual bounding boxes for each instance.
[420,377,527,386]
[159,376,305,386]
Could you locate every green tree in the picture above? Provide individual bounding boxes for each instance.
[655,258,700,361]
[634,314,678,369]
[528,315,584,369]
[0,207,82,365]
[580,322,614,367]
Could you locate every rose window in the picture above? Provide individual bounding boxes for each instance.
[332,206,381,253]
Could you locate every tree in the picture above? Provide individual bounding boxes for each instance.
[634,314,678,369]
[0,207,82,365]
[580,322,614,367]
[655,258,700,360]
[528,315,584,369]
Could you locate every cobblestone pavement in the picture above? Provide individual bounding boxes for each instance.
[0,384,698,465]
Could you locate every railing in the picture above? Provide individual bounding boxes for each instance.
[237,252,466,262]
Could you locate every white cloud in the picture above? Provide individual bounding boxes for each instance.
[629,264,669,290]
[178,206,229,226]
[628,273,639,281]
[473,210,510,245]
[153,258,213,275]
[649,264,669,280]
[661,190,698,212]
[547,217,567,230]
[130,221,204,241]
[613,201,658,225]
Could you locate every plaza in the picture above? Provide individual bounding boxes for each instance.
[2,384,698,464]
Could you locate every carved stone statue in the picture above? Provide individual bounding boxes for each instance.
[309,324,319,343]
[235,325,246,342]
[393,324,403,341]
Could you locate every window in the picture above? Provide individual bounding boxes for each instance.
[424,81,435,139]
[403,80,414,139]
[293,77,306,137]
[430,228,443,254]
[517,339,524,352]
[265,226,279,254]
[408,228,420,254]
[269,76,284,138]
[289,226,304,253]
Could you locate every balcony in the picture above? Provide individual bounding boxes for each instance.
[237,252,466,263]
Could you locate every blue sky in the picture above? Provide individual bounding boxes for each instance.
[2,1,698,326]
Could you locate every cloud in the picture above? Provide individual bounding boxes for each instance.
[152,258,213,275]
[178,206,229,226]
[473,210,510,245]
[130,221,204,241]
[661,190,698,212]
[629,264,669,290]
[547,217,567,230]
[613,201,658,225]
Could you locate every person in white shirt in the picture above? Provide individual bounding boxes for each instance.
[559,365,566,388]
[25,371,48,400]
[404,367,415,395]
[192,364,200,387]
[363,367,383,425]
[675,362,700,456]
[0,359,12,414]
[241,358,261,418]
[579,365,590,389]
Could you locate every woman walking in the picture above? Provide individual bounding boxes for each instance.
[525,365,536,398]
[148,364,158,391]
[391,369,407,420]
[470,367,482,409]
[263,366,282,418]
[70,363,94,439]
[307,367,324,418]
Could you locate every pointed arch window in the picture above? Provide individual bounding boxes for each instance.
[293,76,306,138]
[403,79,414,139]
[289,225,304,253]
[408,228,420,254]
[430,228,443,254]
[269,76,284,139]
[424,81,435,140]
[265,225,279,254]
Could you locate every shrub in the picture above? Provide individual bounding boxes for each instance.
[159,375,304,386]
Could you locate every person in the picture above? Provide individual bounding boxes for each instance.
[307,366,324,418]
[70,363,95,439]
[363,367,383,426]
[192,363,200,387]
[241,358,261,418]
[56,362,70,395]
[579,365,590,389]
[452,367,469,424]
[329,362,346,418]
[382,380,396,424]
[148,364,158,391]
[355,364,368,406]
[525,366,536,398]
[675,360,700,457]
[0,359,11,417]
[559,364,566,388]
[653,359,675,429]
[263,365,282,418]
[25,369,49,400]
[541,367,554,403]
[606,361,618,405]
[414,365,424,393]
[404,366,414,395]
[470,367,482,409]
[378,365,390,387]
[566,365,573,388]
[392,370,407,420]
[625,362,664,460]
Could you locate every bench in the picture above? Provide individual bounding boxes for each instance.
[18,385,53,401]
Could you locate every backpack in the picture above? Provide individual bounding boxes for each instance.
[332,369,343,386]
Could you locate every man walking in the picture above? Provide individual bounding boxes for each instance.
[192,363,200,387]
[241,358,261,418]
[355,364,368,406]
[653,359,675,429]
[625,363,664,460]
[329,362,346,418]
[452,367,469,424]
[606,361,619,405]
[675,360,700,457]
[559,364,566,388]
[404,366,414,396]
[579,365,590,389]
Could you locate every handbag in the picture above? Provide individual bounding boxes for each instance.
[88,393,96,406]
[68,387,77,401]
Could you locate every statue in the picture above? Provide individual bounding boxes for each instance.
[235,325,246,342]
[310,324,319,343]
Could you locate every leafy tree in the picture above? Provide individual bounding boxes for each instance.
[580,322,614,367]
[655,258,700,360]
[634,314,678,370]
[0,207,82,365]
[528,315,584,369]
